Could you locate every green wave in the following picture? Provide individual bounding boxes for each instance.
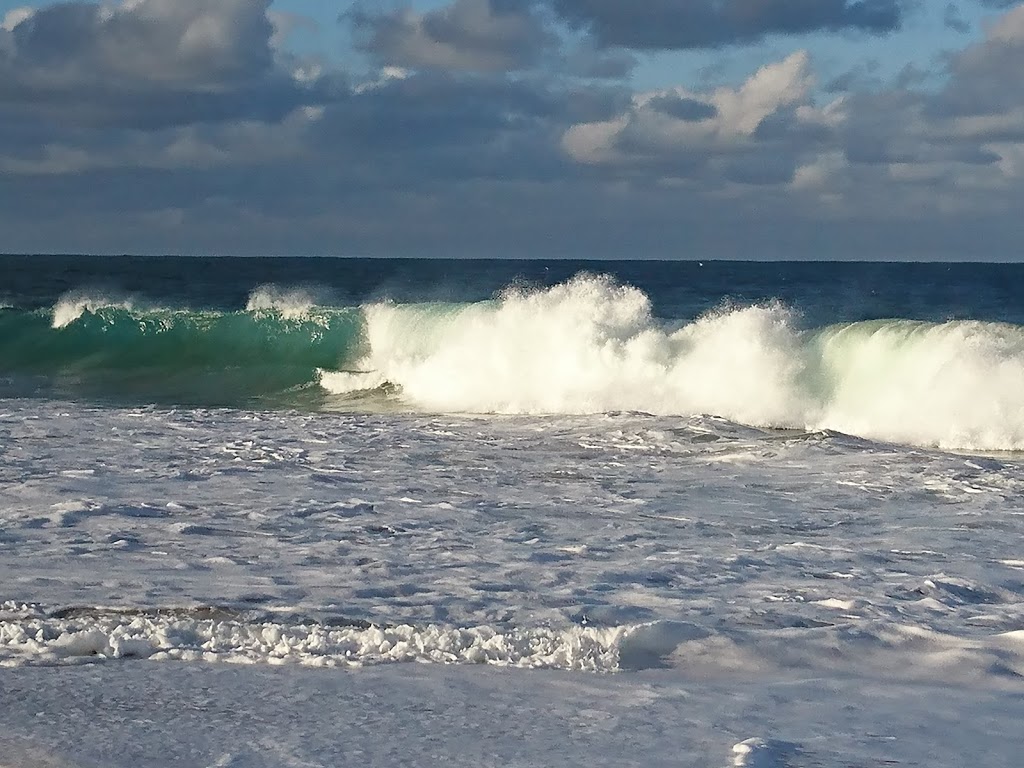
[0,305,366,408]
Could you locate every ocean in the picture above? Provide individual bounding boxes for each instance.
[2,255,1024,767]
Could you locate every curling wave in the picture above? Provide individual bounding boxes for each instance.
[0,288,365,407]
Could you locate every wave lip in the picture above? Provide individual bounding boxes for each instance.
[814,318,1024,451]
[51,290,137,329]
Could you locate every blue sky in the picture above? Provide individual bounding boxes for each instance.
[2,0,1024,258]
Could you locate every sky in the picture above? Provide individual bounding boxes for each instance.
[1,0,1023,259]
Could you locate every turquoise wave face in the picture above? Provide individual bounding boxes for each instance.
[0,305,367,408]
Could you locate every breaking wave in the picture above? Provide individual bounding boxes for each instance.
[323,274,1024,451]
[3,276,1024,449]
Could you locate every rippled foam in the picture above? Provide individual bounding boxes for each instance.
[0,608,626,672]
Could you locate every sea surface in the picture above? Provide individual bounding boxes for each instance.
[2,255,1024,767]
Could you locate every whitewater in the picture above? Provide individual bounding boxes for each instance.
[2,256,1024,767]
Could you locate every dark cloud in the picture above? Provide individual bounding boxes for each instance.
[562,41,637,79]
[6,0,273,87]
[931,4,1024,118]
[647,95,718,122]
[349,0,555,73]
[545,0,903,50]
[0,0,326,129]
[944,3,971,33]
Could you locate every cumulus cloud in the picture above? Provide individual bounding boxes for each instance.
[545,0,904,50]
[935,3,1024,117]
[553,0,1024,232]
[350,0,555,73]
[0,0,326,129]
[562,50,834,185]
[6,0,273,87]
[1,7,34,32]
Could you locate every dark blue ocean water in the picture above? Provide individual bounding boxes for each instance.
[3,255,1024,324]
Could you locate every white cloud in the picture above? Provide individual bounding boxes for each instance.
[711,51,814,136]
[562,51,838,175]
[988,3,1024,42]
[354,66,411,94]
[1,7,34,32]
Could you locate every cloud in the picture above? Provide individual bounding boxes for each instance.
[561,50,831,185]
[562,40,637,79]
[0,0,326,129]
[552,0,1024,237]
[1,7,34,32]
[7,0,273,87]
[944,3,971,33]
[545,0,904,50]
[935,3,1024,117]
[4,0,1024,260]
[350,0,555,73]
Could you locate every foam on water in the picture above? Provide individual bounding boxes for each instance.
[0,607,625,672]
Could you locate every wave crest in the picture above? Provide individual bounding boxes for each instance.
[51,290,137,329]
[245,285,322,321]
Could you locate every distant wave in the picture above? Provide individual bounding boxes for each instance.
[4,277,1024,449]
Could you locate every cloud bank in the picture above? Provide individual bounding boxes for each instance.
[1,0,1024,259]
